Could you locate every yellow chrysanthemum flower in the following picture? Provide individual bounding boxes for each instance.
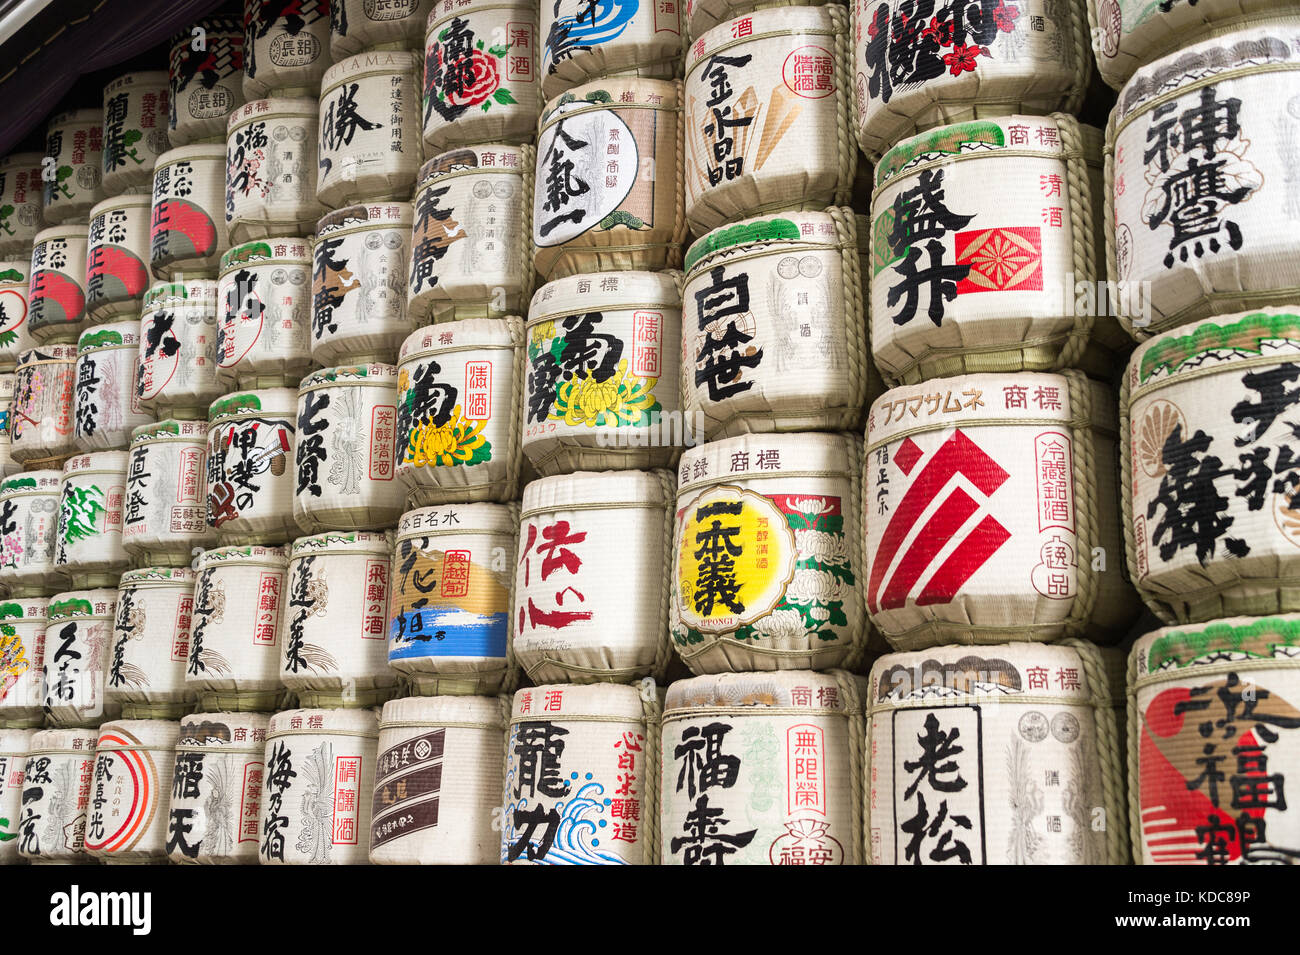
[530,321,557,346]
[410,405,487,467]
[553,359,656,427]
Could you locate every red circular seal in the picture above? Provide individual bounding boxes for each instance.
[782,45,835,100]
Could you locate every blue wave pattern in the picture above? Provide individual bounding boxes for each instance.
[388,610,508,659]
[504,777,628,865]
[545,0,639,74]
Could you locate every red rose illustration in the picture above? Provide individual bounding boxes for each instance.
[439,48,502,108]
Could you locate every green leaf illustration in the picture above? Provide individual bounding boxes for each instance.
[487,45,510,58]
[56,165,72,181]
[475,39,484,49]
[598,209,648,231]
[492,88,516,106]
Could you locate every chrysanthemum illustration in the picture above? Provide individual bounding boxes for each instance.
[551,359,660,428]
[408,403,492,467]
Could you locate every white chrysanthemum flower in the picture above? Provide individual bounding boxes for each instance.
[795,528,849,565]
[790,496,830,518]
[809,604,831,622]
[752,607,807,640]
[785,568,848,603]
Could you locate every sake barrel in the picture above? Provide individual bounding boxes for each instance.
[682,208,867,437]
[0,728,34,861]
[42,109,105,226]
[540,0,683,99]
[533,79,688,280]
[205,389,298,544]
[84,195,152,325]
[870,115,1130,384]
[0,472,63,596]
[293,365,404,532]
[332,0,435,57]
[167,711,270,864]
[137,281,223,420]
[516,471,673,683]
[866,640,1127,864]
[395,318,524,505]
[41,588,119,729]
[0,371,16,478]
[1123,308,1300,623]
[370,695,505,864]
[421,0,540,153]
[186,545,289,712]
[243,0,333,99]
[84,719,176,863]
[106,567,198,720]
[260,707,379,865]
[1091,0,1290,90]
[282,531,399,707]
[225,99,329,243]
[661,669,862,865]
[523,271,683,473]
[0,599,48,727]
[16,728,97,862]
[408,144,534,324]
[851,0,1091,159]
[867,372,1139,650]
[684,8,856,235]
[216,238,314,388]
[123,420,217,565]
[312,203,414,365]
[389,503,517,695]
[150,145,231,279]
[73,323,149,452]
[55,452,129,587]
[10,345,76,466]
[28,225,88,345]
[0,259,34,368]
[0,153,45,257]
[1129,614,1300,865]
[504,682,658,864]
[1106,22,1300,339]
[317,50,423,207]
[101,72,172,196]
[168,17,247,146]
[687,0,837,39]
[670,432,866,673]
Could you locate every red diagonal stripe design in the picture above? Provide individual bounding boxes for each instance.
[917,515,1012,606]
[879,486,979,611]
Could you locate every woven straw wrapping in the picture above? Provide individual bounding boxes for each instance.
[0,153,45,258]
[28,227,88,346]
[100,72,172,197]
[515,470,675,685]
[1105,20,1300,340]
[216,240,313,389]
[260,707,380,865]
[661,669,865,864]
[852,0,1090,160]
[107,567,198,720]
[167,18,246,147]
[11,345,76,464]
[524,270,683,473]
[0,260,35,369]
[503,682,661,865]
[206,389,300,545]
[150,145,231,279]
[186,545,290,712]
[312,204,415,366]
[0,598,48,727]
[137,283,223,421]
[225,100,329,244]
[539,0,684,100]
[865,371,1140,650]
[533,79,688,280]
[282,531,400,708]
[55,451,131,587]
[1128,614,1300,864]
[683,207,867,439]
[332,0,435,58]
[687,0,849,41]
[74,323,150,452]
[0,727,36,862]
[84,196,152,325]
[371,694,506,864]
[408,144,536,325]
[866,640,1127,864]
[167,711,271,864]
[869,114,1131,385]
[0,471,63,595]
[123,420,216,565]
[0,370,14,478]
[242,0,332,100]
[292,365,405,533]
[41,109,105,226]
[395,317,525,506]
[684,7,857,236]
[1122,307,1300,624]
[84,719,178,863]
[422,0,541,153]
[389,502,520,696]
[42,589,120,729]
[670,431,867,674]
[16,727,98,862]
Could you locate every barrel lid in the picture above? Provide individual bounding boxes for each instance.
[17,343,77,363]
[289,529,395,559]
[78,322,139,352]
[299,364,398,390]
[522,469,673,512]
[685,209,846,275]
[119,565,198,587]
[0,596,50,620]
[131,419,209,444]
[87,194,153,219]
[316,202,413,235]
[396,501,517,537]
[143,279,218,310]
[686,6,840,75]
[677,431,854,491]
[179,711,271,745]
[267,707,380,738]
[0,727,37,753]
[96,719,180,751]
[208,388,298,422]
[664,670,854,714]
[868,643,1102,707]
[1128,307,1300,394]
[510,682,646,722]
[0,470,62,495]
[417,143,529,184]
[874,115,1068,192]
[1132,613,1300,679]
[399,317,520,360]
[104,70,170,92]
[47,589,118,620]
[29,727,98,752]
[33,224,88,244]
[62,450,129,475]
[381,694,505,727]
[321,49,421,91]
[540,77,681,127]
[198,543,289,568]
[156,142,228,164]
[529,270,681,319]
[220,236,311,273]
[48,108,102,128]
[228,98,318,130]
